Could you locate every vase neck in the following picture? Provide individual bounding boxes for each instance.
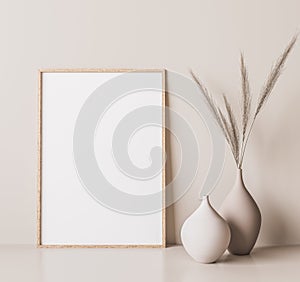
[201,195,211,207]
[199,195,217,214]
[235,169,245,187]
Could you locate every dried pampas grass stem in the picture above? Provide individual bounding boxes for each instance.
[240,53,251,142]
[223,94,240,165]
[191,34,297,168]
[255,35,297,118]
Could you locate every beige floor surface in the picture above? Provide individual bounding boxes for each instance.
[0,245,299,282]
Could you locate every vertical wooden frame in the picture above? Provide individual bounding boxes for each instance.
[37,69,166,248]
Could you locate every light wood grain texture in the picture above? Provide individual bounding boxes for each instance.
[161,69,166,248]
[37,70,42,246]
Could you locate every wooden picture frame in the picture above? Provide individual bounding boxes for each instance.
[37,69,166,248]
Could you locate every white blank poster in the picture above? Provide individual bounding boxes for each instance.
[39,70,165,247]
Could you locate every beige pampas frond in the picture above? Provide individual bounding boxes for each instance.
[223,94,240,165]
[217,107,238,164]
[240,53,251,142]
[190,70,229,142]
[191,34,297,168]
[219,105,238,163]
[255,35,297,118]
[239,34,298,166]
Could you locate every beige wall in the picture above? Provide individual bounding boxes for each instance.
[1,0,300,245]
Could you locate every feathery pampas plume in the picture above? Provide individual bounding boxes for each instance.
[191,34,297,168]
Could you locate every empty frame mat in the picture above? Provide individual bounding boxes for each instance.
[38,70,165,247]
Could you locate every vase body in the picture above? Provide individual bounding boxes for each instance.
[220,169,261,255]
[181,196,230,263]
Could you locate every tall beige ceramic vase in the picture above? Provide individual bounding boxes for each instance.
[181,196,231,263]
[220,169,261,255]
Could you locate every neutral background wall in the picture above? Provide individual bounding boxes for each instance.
[1,0,300,246]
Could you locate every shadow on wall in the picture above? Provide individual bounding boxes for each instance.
[231,83,300,247]
[166,77,300,246]
[252,88,300,246]
[165,83,176,245]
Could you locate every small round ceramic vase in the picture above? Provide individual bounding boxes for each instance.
[220,169,261,255]
[181,196,231,263]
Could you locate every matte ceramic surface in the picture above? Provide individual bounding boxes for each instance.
[181,196,231,263]
[220,169,261,255]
